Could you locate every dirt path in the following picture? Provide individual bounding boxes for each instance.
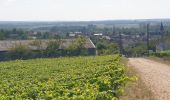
[128,58,170,100]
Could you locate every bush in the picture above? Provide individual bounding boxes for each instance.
[152,50,170,60]
[67,37,88,56]
[7,43,31,60]
[45,40,61,57]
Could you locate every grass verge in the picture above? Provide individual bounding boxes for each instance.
[120,58,155,100]
[149,56,170,65]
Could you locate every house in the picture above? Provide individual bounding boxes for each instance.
[0,38,96,60]
[60,38,96,54]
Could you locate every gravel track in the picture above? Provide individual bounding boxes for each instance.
[128,58,170,100]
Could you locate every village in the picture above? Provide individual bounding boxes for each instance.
[0,21,170,60]
[1,0,170,99]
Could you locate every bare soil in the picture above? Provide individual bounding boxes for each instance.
[121,59,155,100]
[128,58,170,100]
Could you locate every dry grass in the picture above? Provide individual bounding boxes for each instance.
[120,58,155,100]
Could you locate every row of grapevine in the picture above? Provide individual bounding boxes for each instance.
[0,55,131,100]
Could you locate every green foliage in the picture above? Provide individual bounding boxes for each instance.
[8,43,31,60]
[125,42,148,57]
[20,32,28,40]
[0,55,130,99]
[68,37,88,56]
[42,32,50,39]
[0,28,29,40]
[45,40,61,57]
[152,50,170,60]
[70,36,86,49]
[96,39,119,55]
[0,31,5,40]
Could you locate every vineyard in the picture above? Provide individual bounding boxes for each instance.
[0,55,130,100]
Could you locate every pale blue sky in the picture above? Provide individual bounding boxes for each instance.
[0,0,170,21]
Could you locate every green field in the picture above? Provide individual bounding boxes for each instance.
[0,55,129,100]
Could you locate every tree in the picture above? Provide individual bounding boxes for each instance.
[45,39,61,57]
[67,37,88,56]
[42,32,50,39]
[12,28,17,34]
[96,39,119,55]
[124,42,147,57]
[21,32,28,40]
[0,32,5,40]
[8,43,31,60]
[97,43,106,50]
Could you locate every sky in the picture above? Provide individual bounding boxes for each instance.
[0,0,170,21]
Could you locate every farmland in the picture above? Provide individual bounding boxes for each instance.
[0,55,130,99]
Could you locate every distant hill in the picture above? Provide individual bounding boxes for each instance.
[1,19,170,29]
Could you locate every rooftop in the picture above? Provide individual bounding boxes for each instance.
[0,38,96,52]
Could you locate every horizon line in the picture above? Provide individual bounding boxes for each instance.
[0,18,170,22]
